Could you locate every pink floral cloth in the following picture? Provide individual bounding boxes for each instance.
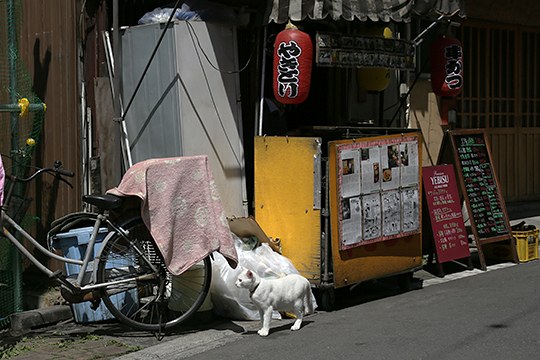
[0,155,5,207]
[107,156,238,275]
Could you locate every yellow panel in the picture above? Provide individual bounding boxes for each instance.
[328,133,423,288]
[254,136,321,283]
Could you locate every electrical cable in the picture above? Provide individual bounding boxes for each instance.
[184,21,254,74]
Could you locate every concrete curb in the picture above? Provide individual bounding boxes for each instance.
[115,328,245,360]
[9,305,72,336]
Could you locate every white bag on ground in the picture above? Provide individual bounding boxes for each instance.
[210,234,317,320]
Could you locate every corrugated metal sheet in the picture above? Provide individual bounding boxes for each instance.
[121,22,247,217]
[266,0,465,23]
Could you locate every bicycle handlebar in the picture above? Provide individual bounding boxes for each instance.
[53,160,75,177]
[8,161,75,183]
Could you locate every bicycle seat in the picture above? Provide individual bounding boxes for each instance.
[82,194,123,210]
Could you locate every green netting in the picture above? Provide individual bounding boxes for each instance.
[0,242,16,327]
[0,0,45,327]
[0,0,44,164]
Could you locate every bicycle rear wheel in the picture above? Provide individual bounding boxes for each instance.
[96,218,212,332]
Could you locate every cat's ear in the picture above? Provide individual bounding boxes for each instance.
[247,270,253,278]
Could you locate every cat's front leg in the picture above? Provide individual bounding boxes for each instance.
[291,313,303,331]
[257,308,264,333]
[258,307,273,337]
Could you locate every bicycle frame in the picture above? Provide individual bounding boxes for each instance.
[2,207,159,295]
[0,169,160,300]
[0,158,216,331]
[1,208,103,282]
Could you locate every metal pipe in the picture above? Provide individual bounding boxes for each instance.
[3,214,83,265]
[112,0,121,125]
[257,26,267,136]
[102,30,133,169]
[112,0,133,169]
[413,14,445,46]
[7,0,23,313]
[80,82,89,198]
[1,227,56,278]
[8,0,18,157]
[0,103,46,113]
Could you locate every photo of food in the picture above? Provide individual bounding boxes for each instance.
[342,158,355,175]
[373,162,380,183]
[388,145,400,168]
[401,144,409,166]
[383,168,392,182]
[361,149,369,161]
[341,198,351,219]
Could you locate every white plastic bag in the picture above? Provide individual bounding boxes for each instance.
[210,234,316,320]
[138,5,201,25]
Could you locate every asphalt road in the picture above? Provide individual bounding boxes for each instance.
[118,260,540,360]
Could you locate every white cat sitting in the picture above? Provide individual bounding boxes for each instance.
[235,269,314,337]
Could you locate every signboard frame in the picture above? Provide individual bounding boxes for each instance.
[315,32,415,69]
[422,164,471,276]
[328,132,423,288]
[331,133,421,250]
[440,129,518,270]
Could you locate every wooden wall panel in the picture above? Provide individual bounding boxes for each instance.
[18,1,81,237]
[488,131,517,201]
[519,131,540,199]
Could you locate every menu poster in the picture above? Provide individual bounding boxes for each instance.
[362,192,382,241]
[335,134,421,250]
[340,149,361,198]
[382,190,401,236]
[381,144,400,190]
[400,142,419,187]
[422,165,470,263]
[360,146,382,194]
[340,196,363,247]
[451,132,510,239]
[402,186,420,233]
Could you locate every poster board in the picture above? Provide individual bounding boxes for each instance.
[422,165,470,264]
[332,133,421,250]
[328,132,423,288]
[439,129,517,270]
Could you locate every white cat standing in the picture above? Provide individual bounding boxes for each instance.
[235,269,314,337]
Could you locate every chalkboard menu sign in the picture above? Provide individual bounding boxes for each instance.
[422,165,470,263]
[442,129,517,270]
[451,132,510,239]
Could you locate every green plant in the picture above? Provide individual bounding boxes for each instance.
[106,339,142,353]
[0,337,34,359]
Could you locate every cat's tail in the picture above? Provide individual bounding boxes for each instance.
[304,287,314,315]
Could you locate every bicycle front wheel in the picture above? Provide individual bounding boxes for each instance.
[96,218,212,332]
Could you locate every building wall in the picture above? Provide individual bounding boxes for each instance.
[465,0,540,27]
[18,0,81,244]
[410,1,540,202]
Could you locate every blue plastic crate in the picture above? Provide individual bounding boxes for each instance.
[53,227,138,324]
[53,227,108,277]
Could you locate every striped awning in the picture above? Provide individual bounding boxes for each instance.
[266,0,465,23]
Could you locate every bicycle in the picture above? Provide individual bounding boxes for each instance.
[0,159,212,332]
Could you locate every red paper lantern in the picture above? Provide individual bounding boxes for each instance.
[273,22,313,104]
[430,36,464,97]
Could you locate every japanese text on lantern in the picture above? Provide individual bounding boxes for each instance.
[276,41,301,98]
[444,44,463,90]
